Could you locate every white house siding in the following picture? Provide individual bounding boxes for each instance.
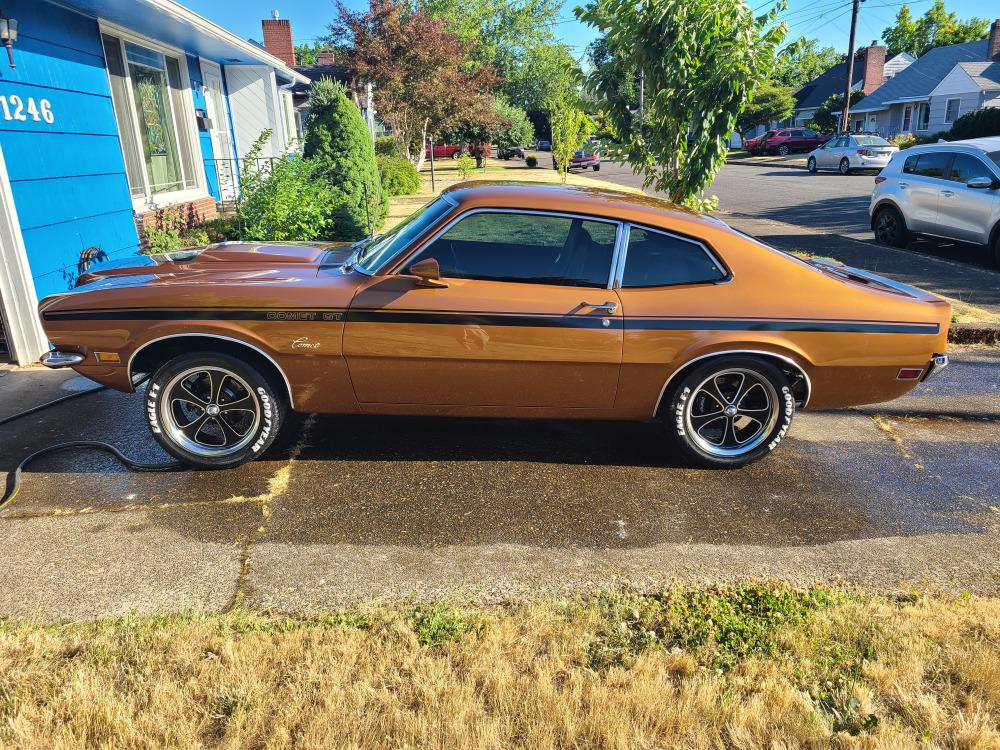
[928,91,982,132]
[224,65,288,159]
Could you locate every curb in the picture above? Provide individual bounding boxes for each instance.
[726,157,808,170]
[949,323,1000,345]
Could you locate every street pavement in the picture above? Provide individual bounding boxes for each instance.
[1,347,998,620]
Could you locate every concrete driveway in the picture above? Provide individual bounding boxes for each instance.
[1,348,998,621]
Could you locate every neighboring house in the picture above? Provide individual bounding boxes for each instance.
[790,43,910,129]
[0,0,308,366]
[258,16,378,142]
[852,21,999,138]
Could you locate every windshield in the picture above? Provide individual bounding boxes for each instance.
[353,197,454,273]
[855,136,890,146]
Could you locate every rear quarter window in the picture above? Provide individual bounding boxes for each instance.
[622,228,726,288]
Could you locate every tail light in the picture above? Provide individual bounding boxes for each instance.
[874,176,887,184]
[857,149,872,156]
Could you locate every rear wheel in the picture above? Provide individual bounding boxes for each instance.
[593,163,600,171]
[839,157,851,175]
[807,157,818,173]
[873,205,910,248]
[146,352,285,469]
[663,356,795,469]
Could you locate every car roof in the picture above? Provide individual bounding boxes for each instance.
[904,136,1000,155]
[440,182,733,235]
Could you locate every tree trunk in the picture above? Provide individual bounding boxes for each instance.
[413,118,429,173]
[473,143,484,169]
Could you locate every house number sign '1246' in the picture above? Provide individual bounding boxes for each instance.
[0,95,55,124]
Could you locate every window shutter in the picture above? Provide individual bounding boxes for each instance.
[102,33,146,198]
[165,56,199,190]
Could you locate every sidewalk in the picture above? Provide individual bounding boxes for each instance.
[717,211,1000,317]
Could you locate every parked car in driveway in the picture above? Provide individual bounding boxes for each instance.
[744,131,775,154]
[756,128,830,156]
[536,140,551,151]
[39,184,951,470]
[870,136,1000,266]
[808,134,899,175]
[426,144,465,160]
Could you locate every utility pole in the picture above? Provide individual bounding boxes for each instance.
[638,68,645,128]
[841,0,864,134]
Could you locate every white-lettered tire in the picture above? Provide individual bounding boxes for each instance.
[663,356,795,468]
[146,352,284,469]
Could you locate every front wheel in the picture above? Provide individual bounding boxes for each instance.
[839,158,851,175]
[663,356,795,468]
[807,157,818,173]
[593,164,600,171]
[146,352,285,469]
[777,144,790,156]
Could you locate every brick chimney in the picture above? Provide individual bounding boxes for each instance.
[858,41,886,94]
[262,10,295,67]
[988,19,1000,61]
[316,52,336,66]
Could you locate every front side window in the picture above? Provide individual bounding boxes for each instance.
[102,34,199,199]
[406,212,617,288]
[911,152,951,178]
[621,227,726,288]
[948,154,995,185]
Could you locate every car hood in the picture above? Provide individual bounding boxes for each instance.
[73,241,352,287]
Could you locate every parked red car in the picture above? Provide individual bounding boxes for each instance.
[425,144,495,160]
[744,131,776,154]
[753,128,831,156]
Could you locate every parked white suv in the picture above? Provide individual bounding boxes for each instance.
[870,136,1000,266]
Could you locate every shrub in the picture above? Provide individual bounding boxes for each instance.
[142,208,187,255]
[947,108,1000,141]
[525,154,538,168]
[374,136,399,156]
[457,152,475,179]
[199,216,240,243]
[236,130,336,241]
[303,78,387,240]
[377,153,421,196]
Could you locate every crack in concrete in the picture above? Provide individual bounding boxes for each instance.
[225,414,316,612]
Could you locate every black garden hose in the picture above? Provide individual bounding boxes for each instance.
[0,386,182,509]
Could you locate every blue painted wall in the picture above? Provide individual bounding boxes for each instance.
[187,54,221,202]
[0,0,140,299]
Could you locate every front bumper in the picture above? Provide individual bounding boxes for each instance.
[40,350,85,369]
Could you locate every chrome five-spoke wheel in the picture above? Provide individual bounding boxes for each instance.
[162,367,260,457]
[664,356,796,468]
[147,352,285,468]
[684,368,779,457]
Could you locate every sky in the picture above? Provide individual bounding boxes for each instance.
[183,0,995,67]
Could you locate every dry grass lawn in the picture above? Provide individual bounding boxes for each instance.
[2,585,999,749]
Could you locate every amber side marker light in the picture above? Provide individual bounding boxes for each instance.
[95,352,121,364]
[896,367,923,380]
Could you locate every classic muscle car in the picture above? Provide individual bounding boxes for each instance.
[38,183,951,469]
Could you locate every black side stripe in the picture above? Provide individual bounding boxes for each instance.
[43,308,940,334]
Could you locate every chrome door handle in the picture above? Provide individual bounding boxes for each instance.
[898,182,909,189]
[940,190,954,197]
[582,301,618,313]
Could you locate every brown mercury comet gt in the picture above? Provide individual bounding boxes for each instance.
[39,183,951,469]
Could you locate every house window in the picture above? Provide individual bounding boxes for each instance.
[944,98,961,124]
[916,103,930,131]
[102,32,201,202]
[901,105,912,132]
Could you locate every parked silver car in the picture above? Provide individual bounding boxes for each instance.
[807,134,899,175]
[869,137,1000,266]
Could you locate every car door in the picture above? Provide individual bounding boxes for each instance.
[343,210,624,409]
[901,151,953,234]
[935,153,1000,243]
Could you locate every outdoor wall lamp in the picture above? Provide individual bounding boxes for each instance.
[0,10,18,69]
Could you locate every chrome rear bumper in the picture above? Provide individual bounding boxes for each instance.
[40,351,85,369]
[923,353,949,381]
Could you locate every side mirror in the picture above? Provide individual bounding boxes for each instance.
[967,176,996,190]
[409,257,448,288]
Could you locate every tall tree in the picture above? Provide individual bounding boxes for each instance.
[882,1,989,57]
[443,95,534,167]
[580,0,787,210]
[327,0,494,171]
[772,37,841,89]
[294,42,338,66]
[808,90,865,133]
[550,105,594,182]
[586,35,638,110]
[734,84,796,146]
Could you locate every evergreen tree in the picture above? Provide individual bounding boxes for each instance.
[303,77,387,240]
